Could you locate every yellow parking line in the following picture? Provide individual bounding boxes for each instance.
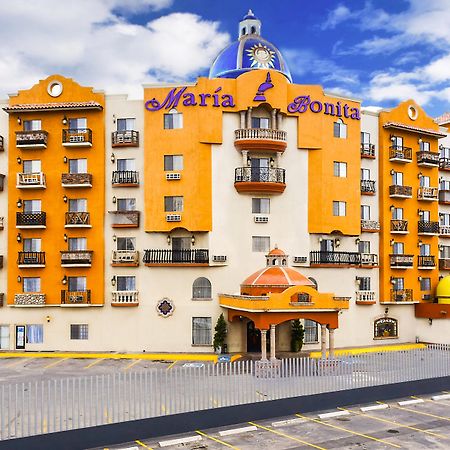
[5,358,29,368]
[84,359,103,369]
[135,440,153,449]
[196,430,240,449]
[167,361,177,370]
[123,359,141,371]
[43,357,68,369]
[387,402,450,423]
[249,421,326,450]
[340,406,447,439]
[295,413,401,448]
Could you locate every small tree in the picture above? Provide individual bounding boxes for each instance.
[213,313,227,353]
[291,319,304,352]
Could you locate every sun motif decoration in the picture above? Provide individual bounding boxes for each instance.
[246,43,276,69]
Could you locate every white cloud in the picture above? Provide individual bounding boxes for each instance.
[0,0,230,99]
[321,5,352,30]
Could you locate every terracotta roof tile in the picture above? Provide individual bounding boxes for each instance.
[435,112,450,125]
[3,101,103,112]
[383,121,446,138]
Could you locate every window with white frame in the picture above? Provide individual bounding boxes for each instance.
[392,136,403,148]
[251,117,270,129]
[117,198,136,211]
[70,324,88,340]
[361,205,371,220]
[361,132,371,144]
[68,276,86,292]
[117,237,136,251]
[164,109,183,129]
[420,243,431,256]
[420,277,431,291]
[68,238,87,251]
[420,176,430,187]
[192,317,212,345]
[440,180,450,191]
[23,238,41,252]
[26,325,43,344]
[23,200,41,213]
[303,320,318,343]
[357,277,371,291]
[23,160,41,174]
[252,236,270,252]
[23,277,40,293]
[333,201,346,216]
[421,210,430,221]
[117,158,135,171]
[252,198,270,214]
[393,242,404,255]
[23,120,41,131]
[358,240,370,254]
[68,118,87,129]
[392,171,403,185]
[320,239,334,252]
[333,118,347,138]
[117,276,135,291]
[164,196,183,212]
[69,159,87,174]
[333,161,347,177]
[164,155,183,171]
[440,213,450,225]
[68,199,87,212]
[192,277,212,299]
[117,118,135,131]
[392,277,404,290]
[440,146,450,159]
[392,208,403,220]
[361,168,371,180]
[441,245,450,259]
[419,141,430,152]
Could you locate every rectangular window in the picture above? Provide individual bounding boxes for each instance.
[392,277,404,291]
[333,120,347,138]
[420,176,430,187]
[440,146,450,159]
[420,277,431,291]
[23,200,41,213]
[440,180,450,191]
[440,213,450,226]
[393,242,404,255]
[358,241,370,254]
[23,238,41,252]
[26,325,43,344]
[117,276,136,291]
[361,205,370,220]
[333,162,347,177]
[320,239,334,252]
[303,319,318,343]
[332,201,346,216]
[164,110,183,129]
[419,141,430,152]
[117,158,136,171]
[117,118,136,131]
[357,277,371,291]
[361,132,371,144]
[69,159,87,174]
[68,276,86,292]
[420,244,431,256]
[252,236,270,252]
[392,208,403,220]
[421,210,430,221]
[361,168,371,180]
[68,238,87,251]
[441,245,450,259]
[164,155,183,171]
[68,118,87,129]
[392,136,403,148]
[68,199,87,213]
[23,277,40,293]
[23,120,41,131]
[117,237,136,251]
[392,171,403,185]
[70,324,88,340]
[164,196,183,212]
[252,198,270,214]
[23,160,41,173]
[192,317,212,345]
[251,117,270,129]
[117,198,136,212]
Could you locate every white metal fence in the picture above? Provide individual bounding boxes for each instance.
[1,344,449,441]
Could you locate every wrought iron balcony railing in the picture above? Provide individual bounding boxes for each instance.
[143,249,209,265]
[418,187,438,201]
[14,293,46,306]
[16,131,48,148]
[389,254,414,268]
[389,185,412,198]
[360,143,375,158]
[16,172,46,188]
[389,145,412,162]
[62,128,92,146]
[417,151,439,167]
[390,289,413,302]
[0,217,3,230]
[391,219,408,233]
[112,171,139,186]
[310,251,361,266]
[111,250,139,265]
[235,167,285,183]
[361,179,376,194]
[418,220,439,235]
[108,210,140,228]
[112,130,139,147]
[361,220,380,232]
[65,212,90,227]
[60,250,93,267]
[439,156,450,170]
[418,255,436,268]
[60,290,91,305]
[0,174,4,191]
[61,173,93,187]
[0,135,3,151]
[111,291,139,306]
[16,212,46,228]
[17,251,45,267]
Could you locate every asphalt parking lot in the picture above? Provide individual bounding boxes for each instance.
[94,393,450,450]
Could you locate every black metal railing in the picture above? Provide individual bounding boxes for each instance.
[112,171,139,185]
[418,255,436,267]
[143,249,209,264]
[390,289,413,302]
[235,167,285,184]
[360,143,375,158]
[361,180,376,194]
[61,290,91,305]
[16,130,48,147]
[0,135,4,151]
[112,130,139,147]
[439,157,450,170]
[65,212,90,226]
[418,220,439,234]
[60,250,93,266]
[62,128,92,145]
[17,251,45,266]
[389,185,412,197]
[390,254,414,267]
[309,251,361,266]
[391,219,408,233]
[417,151,439,166]
[389,145,412,161]
[16,212,46,227]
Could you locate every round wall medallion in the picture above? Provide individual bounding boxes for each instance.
[408,105,418,120]
[47,80,63,97]
[157,298,175,317]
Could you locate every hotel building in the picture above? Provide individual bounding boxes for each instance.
[0,11,449,354]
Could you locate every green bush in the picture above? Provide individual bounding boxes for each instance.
[213,313,227,352]
[290,319,304,352]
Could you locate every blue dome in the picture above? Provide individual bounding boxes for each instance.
[209,35,292,82]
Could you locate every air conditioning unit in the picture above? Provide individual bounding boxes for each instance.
[213,255,227,263]
[166,172,181,180]
[254,216,269,223]
[166,214,181,222]
[293,256,307,264]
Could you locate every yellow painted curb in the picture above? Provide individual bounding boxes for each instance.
[309,343,426,358]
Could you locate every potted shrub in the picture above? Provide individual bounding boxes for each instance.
[213,313,227,353]
[290,319,304,353]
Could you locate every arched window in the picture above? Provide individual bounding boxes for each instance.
[250,26,256,34]
[164,108,183,129]
[374,317,398,339]
[333,118,347,139]
[192,277,212,299]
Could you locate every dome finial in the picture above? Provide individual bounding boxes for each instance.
[239,10,261,38]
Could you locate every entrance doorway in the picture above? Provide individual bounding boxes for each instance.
[246,321,261,352]
[172,237,191,263]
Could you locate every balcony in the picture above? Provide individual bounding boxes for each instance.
[391,219,408,234]
[0,174,4,191]
[0,135,3,151]
[418,187,438,201]
[17,251,45,268]
[389,185,412,198]
[418,220,439,235]
[439,156,450,171]
[14,293,46,307]
[390,254,414,268]
[0,293,3,307]
[112,130,139,147]
[16,172,46,189]
[62,129,92,147]
[0,255,3,268]
[361,219,380,232]
[60,250,93,267]
[16,130,48,149]
[0,216,3,230]
[389,289,414,303]
[111,250,139,266]
[355,291,376,305]
[109,210,140,228]
[439,258,450,270]
[389,145,412,163]
[310,251,362,267]
[65,212,91,228]
[234,167,286,194]
[360,143,375,158]
[418,255,436,269]
[417,151,440,167]
[440,225,450,237]
[111,291,139,306]
[60,290,91,306]
[439,190,450,204]
[234,128,287,152]
[360,253,379,266]
[111,171,139,187]
[143,249,209,266]
[61,173,93,188]
[16,212,46,229]
[361,180,376,195]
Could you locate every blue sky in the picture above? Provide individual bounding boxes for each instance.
[1,0,450,117]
